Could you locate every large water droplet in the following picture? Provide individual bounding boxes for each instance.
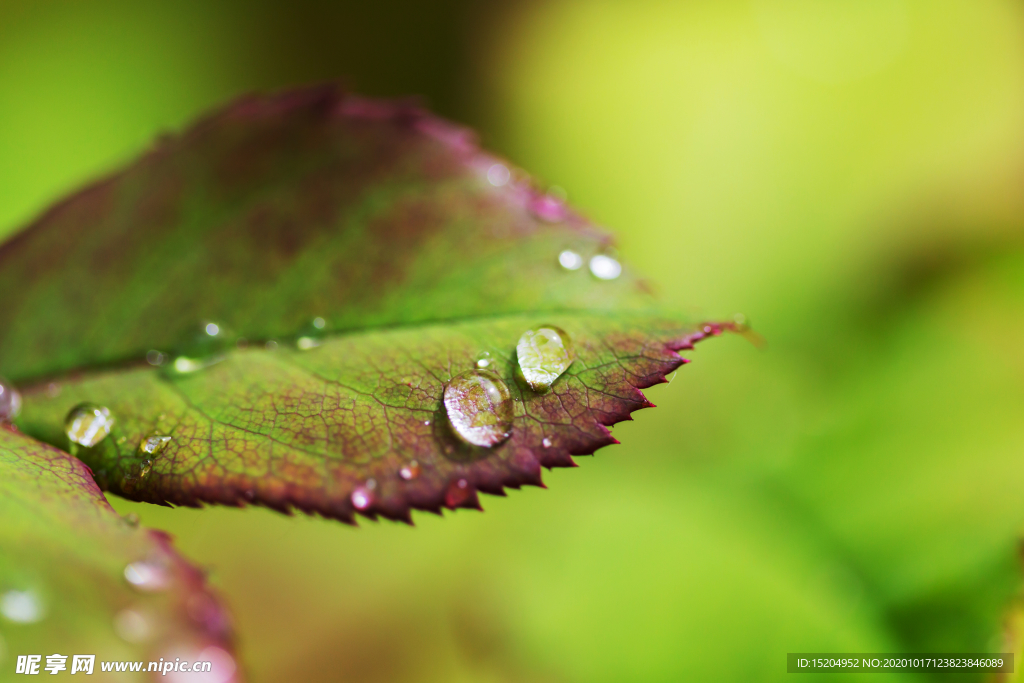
[64,404,115,448]
[558,250,583,271]
[0,377,21,422]
[443,370,514,448]
[124,561,171,592]
[0,590,44,623]
[139,434,172,456]
[516,326,574,392]
[487,163,510,186]
[589,254,622,280]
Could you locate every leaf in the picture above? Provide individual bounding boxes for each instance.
[0,86,652,382]
[0,424,239,676]
[0,85,741,522]
[15,316,733,523]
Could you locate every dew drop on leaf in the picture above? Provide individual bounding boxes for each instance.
[146,350,166,366]
[475,351,492,368]
[124,561,171,592]
[0,376,21,422]
[351,486,373,511]
[64,403,115,448]
[558,250,583,271]
[0,589,44,623]
[122,512,140,527]
[138,434,172,456]
[295,317,327,350]
[399,461,421,481]
[166,322,231,375]
[589,254,622,280]
[443,370,514,448]
[486,163,510,187]
[516,326,574,393]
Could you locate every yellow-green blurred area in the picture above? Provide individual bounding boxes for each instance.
[3,0,1024,680]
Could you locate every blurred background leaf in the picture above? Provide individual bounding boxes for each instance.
[2,0,1024,681]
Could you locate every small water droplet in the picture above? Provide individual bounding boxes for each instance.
[703,325,713,334]
[296,336,321,350]
[139,434,171,456]
[558,250,583,271]
[124,561,170,592]
[475,351,492,369]
[64,404,114,448]
[589,254,622,280]
[542,437,552,448]
[486,163,510,186]
[167,322,232,375]
[445,478,474,508]
[0,377,22,422]
[205,322,221,337]
[265,340,279,351]
[399,461,421,480]
[516,326,574,392]
[313,317,326,330]
[443,370,514,448]
[122,512,140,527]
[146,350,166,366]
[0,590,44,623]
[424,420,431,426]
[113,608,152,643]
[351,487,373,511]
[531,194,566,222]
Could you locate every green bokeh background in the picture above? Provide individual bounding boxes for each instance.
[3,1,1024,680]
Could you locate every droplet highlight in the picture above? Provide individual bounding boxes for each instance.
[516,326,574,393]
[475,351,492,369]
[351,487,373,511]
[399,461,421,481]
[444,370,514,448]
[167,321,231,375]
[542,437,552,448]
[0,377,21,422]
[64,404,115,448]
[124,561,171,592]
[558,250,583,271]
[589,254,622,280]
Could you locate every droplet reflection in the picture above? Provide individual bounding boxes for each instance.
[64,404,115,448]
[516,326,574,392]
[443,370,514,448]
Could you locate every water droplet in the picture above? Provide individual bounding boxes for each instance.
[295,318,327,350]
[0,377,22,422]
[486,163,510,186]
[122,512,140,527]
[124,561,170,592]
[399,461,421,480]
[296,337,321,350]
[0,590,44,623]
[265,340,279,351]
[64,404,114,448]
[351,487,373,511]
[424,420,431,426]
[531,194,566,222]
[703,325,713,334]
[313,317,326,330]
[558,250,583,271]
[139,434,172,456]
[445,478,474,508]
[167,322,231,375]
[146,350,166,366]
[475,351,492,369]
[113,608,152,643]
[589,254,622,280]
[516,326,574,392]
[542,437,552,448]
[443,370,514,448]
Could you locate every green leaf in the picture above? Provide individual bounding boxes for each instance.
[0,86,740,521]
[0,425,238,674]
[0,86,651,382]
[16,315,732,523]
